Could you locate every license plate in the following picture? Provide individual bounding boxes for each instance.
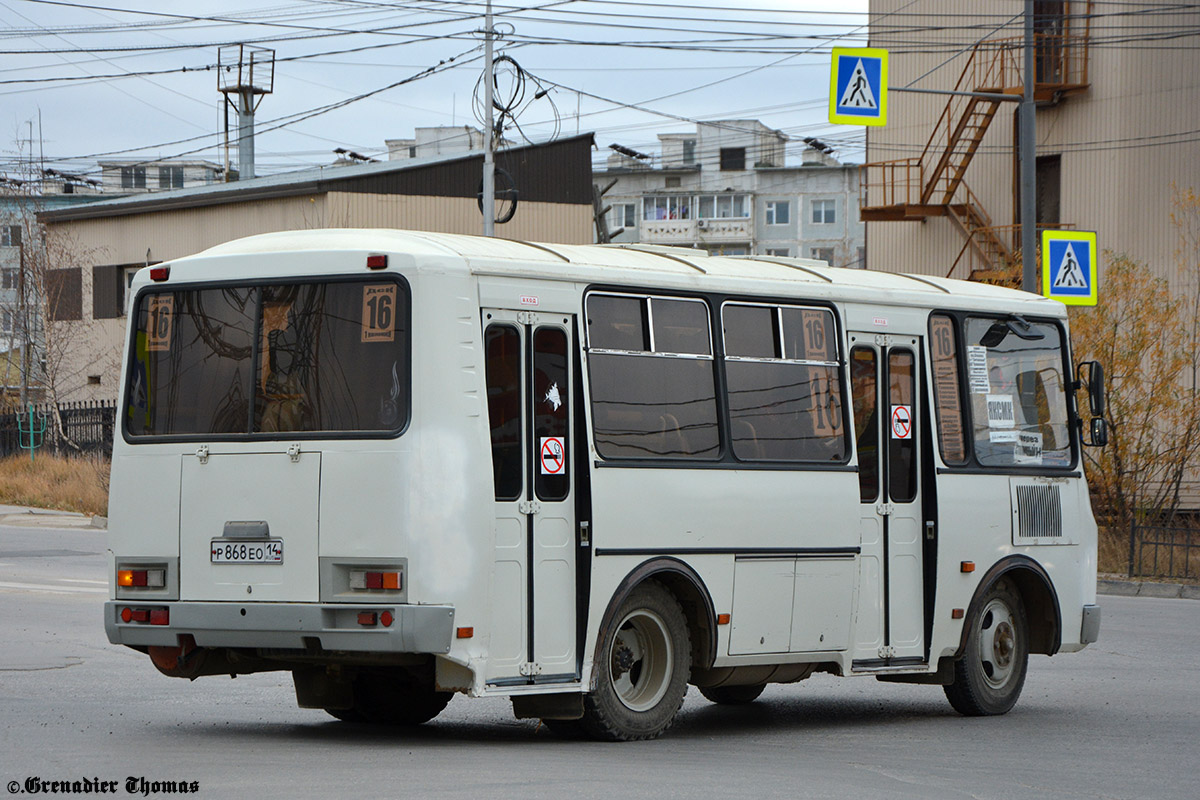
[210,539,284,564]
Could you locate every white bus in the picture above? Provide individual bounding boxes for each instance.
[105,229,1107,741]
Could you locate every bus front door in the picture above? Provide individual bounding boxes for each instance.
[849,335,926,667]
[482,310,578,685]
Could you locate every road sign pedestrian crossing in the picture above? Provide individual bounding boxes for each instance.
[829,47,888,126]
[1042,230,1098,306]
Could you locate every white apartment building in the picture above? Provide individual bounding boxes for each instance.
[595,120,865,267]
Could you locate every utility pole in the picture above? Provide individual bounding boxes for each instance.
[482,0,496,237]
[1020,0,1037,293]
[218,45,275,182]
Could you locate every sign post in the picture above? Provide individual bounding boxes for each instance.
[829,47,888,126]
[1041,230,1098,306]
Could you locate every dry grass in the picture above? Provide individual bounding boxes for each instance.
[1098,526,1129,575]
[0,454,109,517]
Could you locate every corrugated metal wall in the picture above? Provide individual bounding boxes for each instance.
[867,1,1200,507]
[867,0,1200,285]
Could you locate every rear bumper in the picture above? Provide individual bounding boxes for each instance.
[104,601,455,654]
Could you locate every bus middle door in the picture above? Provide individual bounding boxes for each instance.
[483,310,578,686]
[850,334,925,667]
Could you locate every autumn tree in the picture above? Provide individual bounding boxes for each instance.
[1069,188,1200,531]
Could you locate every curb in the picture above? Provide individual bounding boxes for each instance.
[1098,578,1200,601]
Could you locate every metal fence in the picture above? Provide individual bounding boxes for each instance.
[0,400,116,459]
[1128,521,1200,581]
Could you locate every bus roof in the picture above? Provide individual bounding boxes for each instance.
[180,228,1064,316]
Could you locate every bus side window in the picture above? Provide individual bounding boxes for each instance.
[851,347,878,502]
[486,325,522,501]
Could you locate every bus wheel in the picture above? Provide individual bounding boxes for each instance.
[332,670,453,725]
[944,579,1029,716]
[698,683,765,705]
[580,581,691,741]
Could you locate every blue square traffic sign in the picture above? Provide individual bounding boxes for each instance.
[1042,230,1098,306]
[830,47,888,126]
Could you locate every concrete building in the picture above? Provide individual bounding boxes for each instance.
[38,135,595,401]
[596,120,865,267]
[862,0,1198,286]
[97,160,223,194]
[0,184,108,402]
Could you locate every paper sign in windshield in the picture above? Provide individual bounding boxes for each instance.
[1015,431,1043,464]
[986,394,1015,428]
[967,346,990,394]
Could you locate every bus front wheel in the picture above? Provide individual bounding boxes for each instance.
[579,581,691,741]
[944,579,1029,716]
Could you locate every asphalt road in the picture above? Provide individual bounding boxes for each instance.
[1,523,1196,800]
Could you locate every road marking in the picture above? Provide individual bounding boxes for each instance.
[0,581,107,595]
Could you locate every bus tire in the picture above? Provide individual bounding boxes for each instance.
[698,683,766,705]
[944,579,1029,716]
[580,581,691,741]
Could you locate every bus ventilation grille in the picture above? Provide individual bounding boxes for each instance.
[1015,484,1063,539]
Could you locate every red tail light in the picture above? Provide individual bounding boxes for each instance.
[150,266,170,282]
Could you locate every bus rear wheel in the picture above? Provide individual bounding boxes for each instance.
[326,669,453,725]
[698,683,766,705]
[944,579,1029,716]
[578,581,691,741]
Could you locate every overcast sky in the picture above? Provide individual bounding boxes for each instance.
[0,0,876,181]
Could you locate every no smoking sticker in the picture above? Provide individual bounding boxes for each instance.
[540,436,565,475]
[890,405,912,440]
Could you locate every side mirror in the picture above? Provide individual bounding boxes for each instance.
[1087,417,1109,448]
[1086,361,1106,417]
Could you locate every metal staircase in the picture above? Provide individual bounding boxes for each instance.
[859,3,1092,281]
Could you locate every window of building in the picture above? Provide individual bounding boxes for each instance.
[707,246,748,256]
[764,248,790,257]
[586,293,719,460]
[158,166,184,190]
[1,310,12,333]
[1,226,20,247]
[643,195,691,221]
[696,194,749,219]
[682,139,696,164]
[611,203,637,230]
[719,147,746,171]
[812,199,837,224]
[810,247,834,264]
[765,201,790,225]
[121,166,146,190]
[46,268,82,321]
[722,302,846,462]
[665,176,682,188]
[1,268,16,289]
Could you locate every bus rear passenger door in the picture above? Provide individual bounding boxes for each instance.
[483,310,577,686]
[850,335,925,666]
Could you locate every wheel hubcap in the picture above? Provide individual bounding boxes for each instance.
[609,609,673,712]
[978,598,1018,689]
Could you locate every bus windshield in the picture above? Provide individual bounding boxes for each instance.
[124,277,410,437]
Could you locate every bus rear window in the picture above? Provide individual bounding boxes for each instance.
[125,278,410,437]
